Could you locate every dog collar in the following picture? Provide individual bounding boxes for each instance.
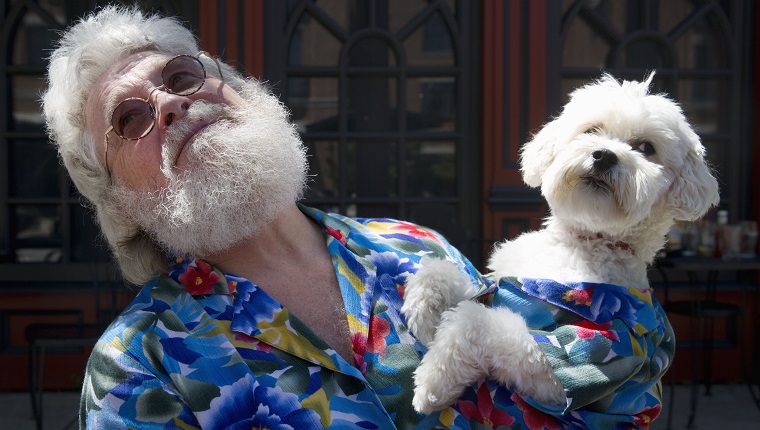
[574,232,636,256]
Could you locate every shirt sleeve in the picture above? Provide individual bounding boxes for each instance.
[80,336,201,429]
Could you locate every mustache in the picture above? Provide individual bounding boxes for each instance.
[161,101,238,175]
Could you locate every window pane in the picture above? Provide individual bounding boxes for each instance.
[11,75,46,131]
[305,140,340,199]
[288,11,342,66]
[407,203,465,248]
[13,205,62,263]
[11,1,66,66]
[347,78,397,131]
[289,78,339,132]
[71,205,110,262]
[586,0,626,35]
[701,139,728,200]
[10,139,60,198]
[403,11,455,66]
[659,0,694,34]
[562,13,611,68]
[560,78,589,104]
[353,204,398,219]
[677,78,728,134]
[348,37,397,66]
[308,0,353,29]
[407,77,456,132]
[618,37,671,68]
[406,141,456,197]
[347,140,397,197]
[672,16,730,69]
[388,0,429,33]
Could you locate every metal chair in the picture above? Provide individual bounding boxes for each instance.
[653,261,744,429]
[25,265,120,430]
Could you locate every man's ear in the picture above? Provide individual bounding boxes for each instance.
[520,119,563,188]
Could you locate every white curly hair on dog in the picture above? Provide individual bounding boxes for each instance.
[402,72,719,414]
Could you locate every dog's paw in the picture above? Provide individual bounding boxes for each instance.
[484,308,566,406]
[412,301,489,413]
[412,368,466,414]
[401,257,477,346]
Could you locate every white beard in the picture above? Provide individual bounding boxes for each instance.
[112,81,307,258]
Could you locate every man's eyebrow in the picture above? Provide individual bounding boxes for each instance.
[103,89,125,124]
[102,83,145,125]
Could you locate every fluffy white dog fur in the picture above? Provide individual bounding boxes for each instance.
[401,73,719,414]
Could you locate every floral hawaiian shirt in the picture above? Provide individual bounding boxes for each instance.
[80,205,673,429]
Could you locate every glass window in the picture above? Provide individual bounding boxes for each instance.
[288,78,340,132]
[347,77,398,132]
[12,205,62,263]
[9,139,60,198]
[270,1,480,264]
[406,141,456,197]
[407,77,456,132]
[346,140,398,198]
[305,140,341,199]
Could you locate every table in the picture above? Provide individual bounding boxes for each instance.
[655,256,760,428]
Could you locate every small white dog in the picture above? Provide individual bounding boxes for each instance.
[402,73,719,416]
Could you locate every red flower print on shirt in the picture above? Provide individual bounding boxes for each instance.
[325,225,347,245]
[233,332,275,352]
[563,287,594,306]
[178,260,220,295]
[351,332,368,373]
[572,319,620,341]
[392,221,441,242]
[458,383,516,428]
[512,392,561,430]
[367,316,391,356]
[633,404,661,426]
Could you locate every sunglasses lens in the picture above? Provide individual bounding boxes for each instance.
[112,99,154,139]
[163,55,205,95]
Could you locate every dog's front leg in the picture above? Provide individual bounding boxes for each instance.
[412,301,566,414]
[402,258,478,347]
[412,300,490,414]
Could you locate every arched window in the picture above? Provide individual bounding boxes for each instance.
[266,0,481,261]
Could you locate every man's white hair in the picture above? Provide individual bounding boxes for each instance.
[42,6,248,285]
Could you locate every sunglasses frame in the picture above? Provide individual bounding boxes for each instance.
[103,51,223,178]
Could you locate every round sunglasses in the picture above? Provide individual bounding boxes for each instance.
[103,51,223,177]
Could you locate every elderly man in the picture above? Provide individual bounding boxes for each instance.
[44,6,490,429]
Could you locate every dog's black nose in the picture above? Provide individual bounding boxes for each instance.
[592,149,618,171]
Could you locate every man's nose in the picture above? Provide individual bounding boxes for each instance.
[154,92,191,128]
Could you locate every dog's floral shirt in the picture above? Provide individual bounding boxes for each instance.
[417,276,674,430]
[80,205,673,429]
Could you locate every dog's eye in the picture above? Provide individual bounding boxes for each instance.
[632,140,656,155]
[583,125,601,135]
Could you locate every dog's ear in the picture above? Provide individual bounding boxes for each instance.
[520,120,563,188]
[668,127,720,220]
